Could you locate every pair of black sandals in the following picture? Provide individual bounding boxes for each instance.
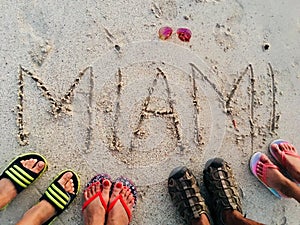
[168,158,243,225]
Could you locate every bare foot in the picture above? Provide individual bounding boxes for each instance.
[0,158,45,209]
[256,154,290,194]
[106,182,135,225]
[83,179,111,225]
[271,142,300,182]
[16,172,75,225]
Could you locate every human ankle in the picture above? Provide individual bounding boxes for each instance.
[222,209,242,224]
[191,213,210,225]
[0,179,17,206]
[293,170,300,182]
[34,200,56,223]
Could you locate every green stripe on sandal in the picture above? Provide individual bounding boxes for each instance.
[39,170,80,225]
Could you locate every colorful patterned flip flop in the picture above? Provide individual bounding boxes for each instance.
[250,152,284,199]
[39,170,80,225]
[82,173,112,211]
[0,152,48,209]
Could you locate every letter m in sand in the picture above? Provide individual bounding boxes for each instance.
[17,65,94,148]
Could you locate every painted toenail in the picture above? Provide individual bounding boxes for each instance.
[116,182,122,188]
[103,180,109,187]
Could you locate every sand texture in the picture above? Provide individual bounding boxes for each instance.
[1,0,300,224]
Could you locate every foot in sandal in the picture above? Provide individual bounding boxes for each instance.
[269,139,300,183]
[82,174,112,225]
[0,153,47,209]
[106,177,137,225]
[16,170,79,225]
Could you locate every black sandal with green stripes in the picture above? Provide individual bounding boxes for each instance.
[39,170,80,225]
[0,153,48,193]
[0,152,48,209]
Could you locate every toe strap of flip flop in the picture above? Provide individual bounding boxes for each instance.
[82,191,108,211]
[107,195,132,222]
[0,153,47,193]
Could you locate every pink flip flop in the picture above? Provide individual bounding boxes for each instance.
[249,152,284,199]
[269,139,300,168]
[269,139,300,185]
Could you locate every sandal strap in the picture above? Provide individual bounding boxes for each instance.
[262,163,279,184]
[40,180,72,213]
[282,150,300,167]
[107,195,132,221]
[168,166,210,224]
[82,191,107,211]
[204,158,242,225]
[0,153,47,193]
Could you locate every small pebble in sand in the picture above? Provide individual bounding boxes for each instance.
[115,44,121,51]
[263,43,270,51]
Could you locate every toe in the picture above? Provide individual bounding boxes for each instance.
[259,154,270,164]
[91,184,96,196]
[58,172,73,187]
[102,179,111,202]
[272,144,281,154]
[31,161,45,173]
[84,189,89,200]
[22,158,37,169]
[95,181,101,193]
[65,179,75,194]
[111,182,123,198]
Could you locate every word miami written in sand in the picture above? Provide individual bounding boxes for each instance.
[16,63,279,156]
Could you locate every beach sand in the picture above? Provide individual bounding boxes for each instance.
[0,0,300,224]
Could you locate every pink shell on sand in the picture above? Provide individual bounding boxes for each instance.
[176,28,192,42]
[158,26,173,40]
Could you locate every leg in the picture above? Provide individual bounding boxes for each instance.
[223,210,264,225]
[0,158,45,208]
[191,214,211,225]
[16,172,75,225]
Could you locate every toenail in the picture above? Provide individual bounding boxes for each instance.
[116,182,122,188]
[103,180,109,187]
